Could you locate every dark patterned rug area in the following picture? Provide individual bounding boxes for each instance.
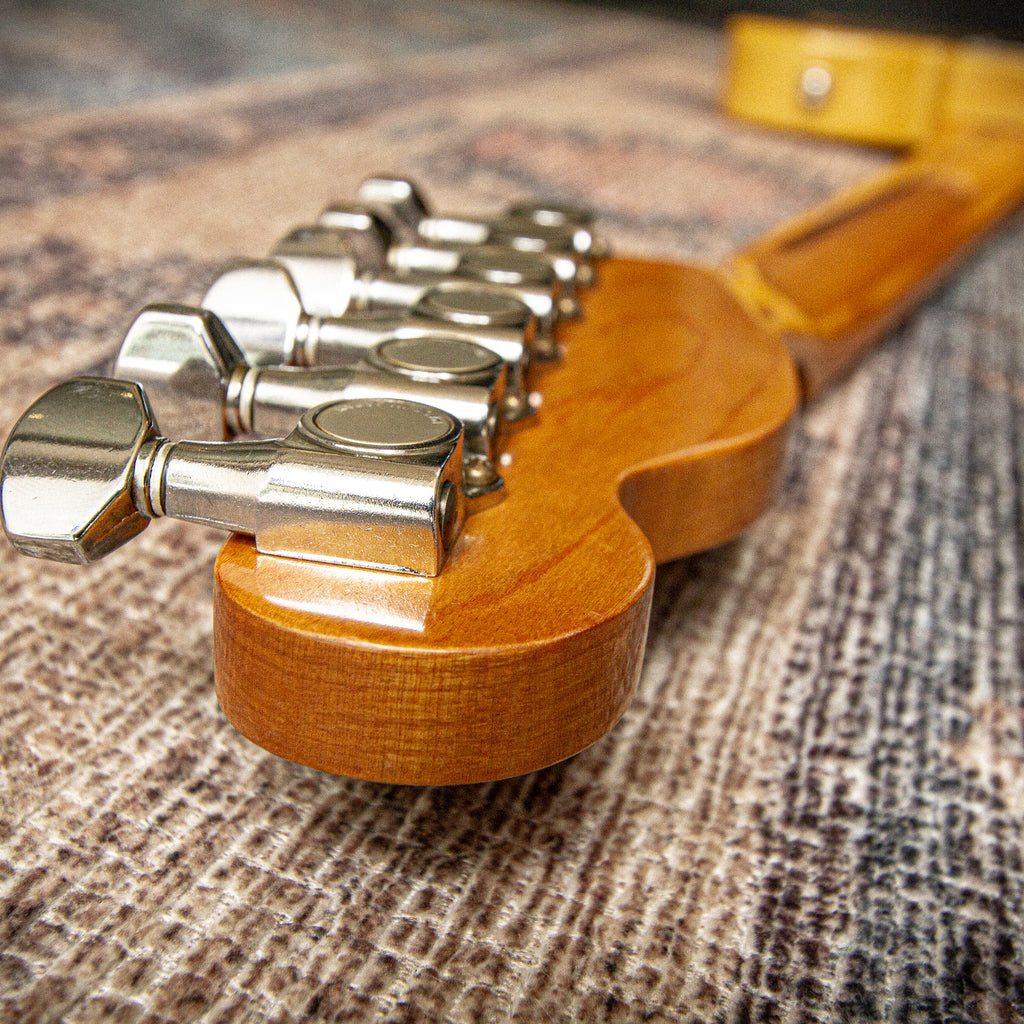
[1,3,1022,1022]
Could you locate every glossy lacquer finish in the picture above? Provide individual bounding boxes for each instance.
[213,260,800,785]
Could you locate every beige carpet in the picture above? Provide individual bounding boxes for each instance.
[1,3,1022,1021]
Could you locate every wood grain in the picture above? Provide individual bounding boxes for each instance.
[213,259,799,784]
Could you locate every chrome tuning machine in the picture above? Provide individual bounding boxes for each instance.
[112,304,506,508]
[202,259,537,423]
[276,218,578,354]
[0,378,465,576]
[353,175,608,288]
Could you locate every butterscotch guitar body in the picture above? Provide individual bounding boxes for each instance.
[214,260,799,785]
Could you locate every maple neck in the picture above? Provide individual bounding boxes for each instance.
[727,129,1024,398]
[210,121,1024,784]
[723,15,1024,397]
[211,21,1024,783]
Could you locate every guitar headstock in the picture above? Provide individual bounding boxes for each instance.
[213,258,798,784]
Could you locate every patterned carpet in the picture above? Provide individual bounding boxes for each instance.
[1,2,1022,1021]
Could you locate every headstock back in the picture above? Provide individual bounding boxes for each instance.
[213,259,799,784]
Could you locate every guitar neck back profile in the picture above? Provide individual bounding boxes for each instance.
[727,130,1024,396]
[725,15,1024,396]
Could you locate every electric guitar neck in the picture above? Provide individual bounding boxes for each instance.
[214,119,1024,783]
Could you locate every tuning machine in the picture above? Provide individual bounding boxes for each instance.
[320,200,590,303]
[0,378,466,576]
[354,176,607,288]
[112,304,506,508]
[202,259,536,423]
[277,217,578,354]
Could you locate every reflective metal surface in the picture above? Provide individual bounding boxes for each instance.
[2,178,606,575]
[272,257,358,322]
[251,367,502,505]
[204,259,534,358]
[355,175,608,260]
[499,203,610,266]
[485,219,597,259]
[505,200,593,228]
[320,197,593,295]
[202,260,310,366]
[0,378,156,563]
[283,209,393,272]
[413,284,537,329]
[273,225,565,341]
[113,306,506,502]
[202,261,535,420]
[0,379,466,576]
[297,398,460,456]
[457,245,559,289]
[356,176,430,234]
[265,398,465,574]
[367,335,500,384]
[113,303,248,441]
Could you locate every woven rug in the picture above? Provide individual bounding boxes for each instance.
[1,3,1022,1021]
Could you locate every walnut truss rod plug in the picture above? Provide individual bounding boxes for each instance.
[0,378,465,576]
[112,305,506,508]
[202,259,537,423]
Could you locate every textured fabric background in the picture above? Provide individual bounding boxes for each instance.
[1,3,1023,1021]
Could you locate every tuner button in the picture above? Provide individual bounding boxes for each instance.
[316,203,394,271]
[0,378,157,563]
[113,304,247,441]
[274,225,355,261]
[357,175,431,233]
[203,260,334,366]
[269,231,363,321]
